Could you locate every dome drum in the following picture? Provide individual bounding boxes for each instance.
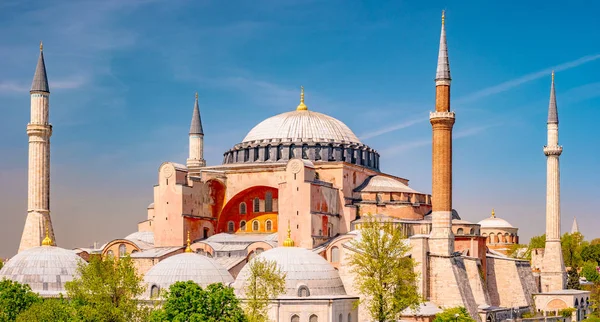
[223,142,380,170]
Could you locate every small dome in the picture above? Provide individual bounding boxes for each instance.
[0,246,84,297]
[354,175,419,193]
[478,216,514,229]
[143,253,233,298]
[125,231,155,245]
[242,110,361,144]
[233,247,346,297]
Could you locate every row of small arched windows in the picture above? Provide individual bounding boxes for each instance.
[291,314,323,322]
[239,192,274,214]
[228,219,273,233]
[106,244,138,258]
[482,232,517,244]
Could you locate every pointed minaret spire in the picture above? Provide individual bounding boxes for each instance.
[31,41,49,93]
[187,92,206,174]
[435,10,451,85]
[571,217,580,234]
[548,71,558,124]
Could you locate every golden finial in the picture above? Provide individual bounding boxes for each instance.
[283,220,295,247]
[491,209,496,218]
[296,86,308,111]
[551,70,555,83]
[39,41,43,52]
[195,91,198,100]
[185,231,192,253]
[441,10,445,25]
[41,226,52,246]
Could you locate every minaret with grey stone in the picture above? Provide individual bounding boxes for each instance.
[571,217,579,234]
[540,71,566,292]
[187,92,206,176]
[19,42,56,252]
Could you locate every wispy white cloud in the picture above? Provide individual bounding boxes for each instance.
[359,116,428,140]
[456,54,600,104]
[0,81,28,93]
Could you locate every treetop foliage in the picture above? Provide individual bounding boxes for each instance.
[0,278,41,321]
[433,307,475,322]
[243,257,286,322]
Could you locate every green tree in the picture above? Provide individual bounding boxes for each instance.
[0,279,41,321]
[0,260,4,270]
[562,232,585,269]
[16,297,77,322]
[507,244,528,259]
[582,244,600,264]
[566,268,581,290]
[433,307,475,322]
[348,215,420,322]
[65,255,149,322]
[150,281,246,322]
[243,257,286,322]
[582,261,600,283]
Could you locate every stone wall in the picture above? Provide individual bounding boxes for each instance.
[486,256,538,308]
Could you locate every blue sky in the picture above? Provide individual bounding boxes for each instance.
[0,0,599,257]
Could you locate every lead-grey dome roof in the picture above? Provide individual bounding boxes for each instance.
[142,252,233,298]
[0,246,83,297]
[233,247,346,297]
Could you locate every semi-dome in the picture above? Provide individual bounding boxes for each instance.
[125,231,154,245]
[0,246,84,297]
[142,252,234,298]
[223,88,380,170]
[233,246,346,297]
[478,210,514,229]
[242,110,361,144]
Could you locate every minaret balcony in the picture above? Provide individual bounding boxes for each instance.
[543,145,563,156]
[429,111,455,121]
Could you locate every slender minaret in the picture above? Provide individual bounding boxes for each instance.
[540,71,566,292]
[429,11,456,256]
[187,92,205,176]
[19,42,56,252]
[571,217,579,234]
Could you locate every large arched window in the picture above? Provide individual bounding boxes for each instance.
[253,198,260,213]
[239,202,247,214]
[266,220,273,232]
[291,315,300,322]
[252,220,259,231]
[265,192,273,212]
[150,285,160,299]
[228,221,235,233]
[309,315,318,322]
[240,220,247,232]
[331,246,340,263]
[119,244,127,258]
[457,228,464,235]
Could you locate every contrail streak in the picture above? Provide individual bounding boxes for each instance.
[359,116,427,140]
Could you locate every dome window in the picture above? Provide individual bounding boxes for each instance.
[240,220,247,232]
[266,220,273,232]
[298,285,310,297]
[119,244,127,258]
[239,202,247,214]
[252,220,259,231]
[457,228,464,235]
[228,221,235,233]
[150,285,160,299]
[331,246,340,263]
[107,250,114,258]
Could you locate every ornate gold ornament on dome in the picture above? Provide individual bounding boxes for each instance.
[491,209,496,218]
[283,220,295,247]
[40,41,43,52]
[441,10,445,25]
[42,226,52,246]
[195,91,198,100]
[296,86,308,111]
[185,231,193,253]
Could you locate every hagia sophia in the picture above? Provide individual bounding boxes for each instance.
[0,12,592,322]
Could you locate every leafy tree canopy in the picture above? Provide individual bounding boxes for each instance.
[150,281,246,322]
[562,232,586,269]
[348,215,420,322]
[65,255,149,322]
[243,257,286,322]
[16,297,77,322]
[582,245,600,264]
[582,261,600,283]
[0,279,41,321]
[566,268,581,290]
[433,307,475,322]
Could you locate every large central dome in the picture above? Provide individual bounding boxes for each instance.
[223,88,380,170]
[242,110,361,144]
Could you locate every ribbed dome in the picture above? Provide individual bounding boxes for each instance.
[478,216,514,229]
[142,253,233,298]
[125,231,154,245]
[233,247,346,297]
[242,110,361,144]
[355,175,419,193]
[0,246,84,297]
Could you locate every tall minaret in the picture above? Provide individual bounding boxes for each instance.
[540,71,566,292]
[429,11,456,256]
[19,42,55,252]
[187,92,205,176]
[571,217,580,234]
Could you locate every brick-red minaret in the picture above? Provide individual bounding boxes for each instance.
[429,11,456,256]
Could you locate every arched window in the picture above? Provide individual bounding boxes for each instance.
[107,250,114,258]
[348,313,352,322]
[253,198,260,213]
[239,202,247,214]
[352,172,356,184]
[266,220,273,232]
[150,285,160,298]
[339,314,343,322]
[240,220,247,231]
[331,246,340,263]
[315,144,321,161]
[255,248,264,255]
[265,145,272,161]
[289,144,296,159]
[298,285,310,297]
[265,192,273,212]
[252,220,259,231]
[309,314,318,322]
[457,228,464,235]
[470,228,475,235]
[291,315,300,322]
[277,145,283,160]
[119,244,127,257]
[302,144,309,159]
[228,221,235,233]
